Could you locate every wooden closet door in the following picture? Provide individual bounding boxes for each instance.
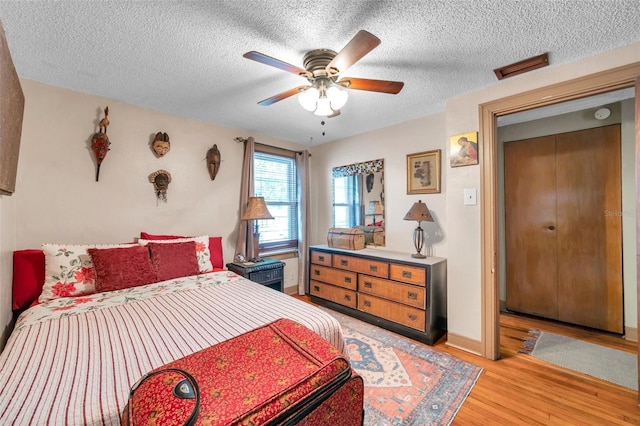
[555,125,623,333]
[504,135,558,318]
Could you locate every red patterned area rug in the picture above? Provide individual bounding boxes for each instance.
[322,308,482,426]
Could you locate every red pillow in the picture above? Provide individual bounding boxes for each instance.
[88,246,157,292]
[148,241,200,281]
[12,249,46,310]
[140,232,224,269]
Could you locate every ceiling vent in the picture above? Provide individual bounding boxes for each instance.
[493,53,549,80]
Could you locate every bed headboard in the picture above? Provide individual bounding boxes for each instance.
[12,249,45,311]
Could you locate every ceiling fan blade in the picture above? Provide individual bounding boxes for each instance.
[326,30,381,75]
[337,77,404,94]
[243,51,312,78]
[257,85,310,106]
[328,109,341,118]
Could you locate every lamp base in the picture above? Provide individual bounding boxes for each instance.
[411,253,427,259]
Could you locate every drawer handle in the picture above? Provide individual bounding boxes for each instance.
[363,300,371,307]
[408,314,417,321]
[408,292,417,300]
[363,281,372,288]
[345,277,352,284]
[318,255,325,261]
[402,271,412,278]
[313,285,320,291]
[369,265,378,272]
[345,295,351,301]
[340,259,348,266]
[313,270,320,276]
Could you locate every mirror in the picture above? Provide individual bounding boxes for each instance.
[332,159,385,246]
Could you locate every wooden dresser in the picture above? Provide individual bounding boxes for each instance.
[309,245,447,345]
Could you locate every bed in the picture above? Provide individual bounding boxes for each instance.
[0,234,347,424]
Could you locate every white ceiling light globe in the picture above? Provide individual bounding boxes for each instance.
[314,97,333,116]
[298,87,319,112]
[327,86,348,110]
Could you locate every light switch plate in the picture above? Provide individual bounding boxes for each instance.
[464,188,477,205]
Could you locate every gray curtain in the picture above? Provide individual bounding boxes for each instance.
[296,150,311,294]
[234,137,255,259]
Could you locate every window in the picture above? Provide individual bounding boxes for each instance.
[332,175,362,228]
[254,149,298,251]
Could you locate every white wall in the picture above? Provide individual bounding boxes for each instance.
[310,113,447,259]
[0,195,16,347]
[0,79,306,344]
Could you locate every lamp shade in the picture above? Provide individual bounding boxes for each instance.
[403,200,434,222]
[241,196,274,221]
[367,200,384,215]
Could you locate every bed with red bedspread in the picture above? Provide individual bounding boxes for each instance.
[0,234,346,424]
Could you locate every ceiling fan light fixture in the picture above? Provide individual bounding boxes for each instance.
[327,86,348,110]
[314,97,333,116]
[298,87,319,111]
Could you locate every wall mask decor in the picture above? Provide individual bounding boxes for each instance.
[151,132,170,158]
[91,106,111,181]
[366,173,374,193]
[148,169,172,204]
[206,144,221,180]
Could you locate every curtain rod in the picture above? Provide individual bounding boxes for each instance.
[234,137,310,156]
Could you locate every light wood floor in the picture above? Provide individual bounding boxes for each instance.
[294,295,640,425]
[448,312,639,425]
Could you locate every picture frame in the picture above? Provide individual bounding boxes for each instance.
[449,131,479,167]
[406,149,441,194]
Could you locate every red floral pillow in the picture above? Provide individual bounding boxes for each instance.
[88,246,157,292]
[148,241,200,282]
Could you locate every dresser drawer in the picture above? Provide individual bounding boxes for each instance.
[358,275,425,309]
[311,251,332,266]
[310,281,357,309]
[332,254,388,278]
[310,264,357,290]
[389,264,426,286]
[358,294,426,332]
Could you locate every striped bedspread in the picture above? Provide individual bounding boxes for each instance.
[0,271,346,425]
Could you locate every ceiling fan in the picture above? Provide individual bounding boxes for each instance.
[243,30,404,117]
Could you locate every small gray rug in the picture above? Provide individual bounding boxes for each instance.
[525,330,637,390]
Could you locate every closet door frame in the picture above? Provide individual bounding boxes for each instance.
[478,62,640,363]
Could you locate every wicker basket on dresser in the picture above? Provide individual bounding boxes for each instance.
[309,245,447,345]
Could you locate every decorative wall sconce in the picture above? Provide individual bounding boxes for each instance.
[149,169,171,204]
[403,200,434,258]
[91,106,111,181]
[151,132,170,158]
[206,144,221,180]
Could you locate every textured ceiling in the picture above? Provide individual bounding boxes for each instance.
[1,1,639,145]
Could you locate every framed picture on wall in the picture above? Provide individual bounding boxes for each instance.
[406,149,441,194]
[450,131,479,167]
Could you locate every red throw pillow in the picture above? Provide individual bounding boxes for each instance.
[140,232,224,269]
[88,246,157,292]
[148,241,200,281]
[12,249,46,310]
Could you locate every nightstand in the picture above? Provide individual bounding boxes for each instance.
[226,258,285,292]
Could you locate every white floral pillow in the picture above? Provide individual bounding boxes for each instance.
[137,235,213,274]
[40,243,136,303]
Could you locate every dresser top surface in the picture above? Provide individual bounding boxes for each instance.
[310,245,446,266]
